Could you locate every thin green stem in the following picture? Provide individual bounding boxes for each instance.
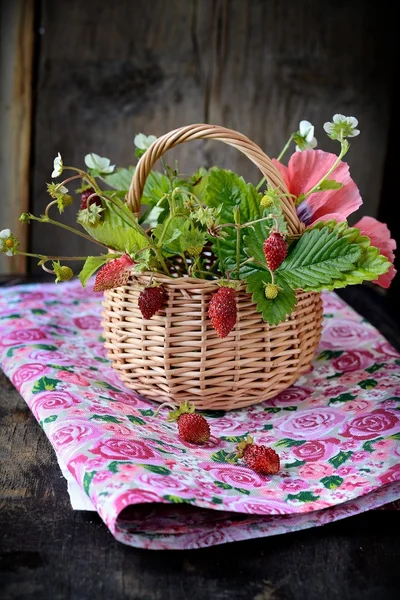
[29,215,108,249]
[236,224,241,278]
[303,138,347,199]
[276,133,294,162]
[17,252,90,261]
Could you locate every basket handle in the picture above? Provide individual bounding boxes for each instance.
[127,124,302,234]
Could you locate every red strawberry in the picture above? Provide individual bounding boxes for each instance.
[208,286,237,338]
[263,232,287,271]
[167,401,210,444]
[80,188,102,210]
[93,254,134,292]
[235,436,280,475]
[138,285,166,319]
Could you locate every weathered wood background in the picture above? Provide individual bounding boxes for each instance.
[0,0,397,273]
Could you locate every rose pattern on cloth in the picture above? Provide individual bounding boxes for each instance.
[0,279,399,550]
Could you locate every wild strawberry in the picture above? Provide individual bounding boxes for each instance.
[166,401,210,444]
[235,435,280,475]
[264,282,279,299]
[263,232,287,271]
[93,254,134,292]
[80,188,102,210]
[208,286,237,338]
[138,285,166,319]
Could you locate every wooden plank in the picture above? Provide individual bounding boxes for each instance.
[0,0,34,274]
[30,0,397,270]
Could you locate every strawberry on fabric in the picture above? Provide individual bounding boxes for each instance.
[93,254,134,292]
[164,400,210,444]
[208,286,237,338]
[263,232,288,271]
[138,285,166,319]
[235,435,280,475]
[272,150,362,225]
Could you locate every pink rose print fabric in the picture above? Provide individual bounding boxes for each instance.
[0,280,399,550]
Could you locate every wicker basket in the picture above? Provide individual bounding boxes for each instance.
[102,124,323,410]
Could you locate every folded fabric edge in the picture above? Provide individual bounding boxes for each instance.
[110,481,400,550]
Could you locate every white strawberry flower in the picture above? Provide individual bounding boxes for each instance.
[51,152,63,178]
[294,120,318,151]
[0,229,19,256]
[323,114,360,140]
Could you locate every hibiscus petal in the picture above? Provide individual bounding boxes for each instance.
[274,150,362,225]
[354,216,397,288]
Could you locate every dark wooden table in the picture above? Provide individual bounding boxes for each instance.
[1,278,399,600]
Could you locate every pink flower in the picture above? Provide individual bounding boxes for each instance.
[281,479,309,492]
[57,371,90,386]
[277,407,345,440]
[30,391,81,419]
[341,474,369,490]
[354,216,396,288]
[1,327,47,346]
[114,489,162,515]
[201,464,266,488]
[298,462,334,479]
[103,423,133,436]
[11,363,48,389]
[268,386,312,406]
[322,319,376,349]
[89,438,157,461]
[340,409,399,440]
[379,464,400,485]
[73,315,102,330]
[332,351,374,373]
[342,400,373,413]
[273,150,362,225]
[292,439,338,462]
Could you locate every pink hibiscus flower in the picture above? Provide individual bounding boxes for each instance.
[273,150,362,225]
[353,216,396,288]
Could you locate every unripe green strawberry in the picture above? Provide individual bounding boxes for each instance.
[264,283,279,299]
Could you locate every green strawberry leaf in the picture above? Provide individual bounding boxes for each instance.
[78,256,109,287]
[329,451,353,468]
[321,475,343,489]
[89,414,121,423]
[126,415,146,425]
[289,220,392,290]
[358,378,378,389]
[275,438,306,448]
[287,491,320,502]
[32,377,59,393]
[81,219,148,254]
[284,459,306,468]
[101,167,135,191]
[204,168,263,273]
[108,461,130,473]
[317,350,343,360]
[245,270,297,326]
[276,225,362,291]
[141,465,171,475]
[83,471,96,496]
[362,437,384,452]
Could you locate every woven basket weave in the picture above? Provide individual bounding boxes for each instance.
[102,124,323,410]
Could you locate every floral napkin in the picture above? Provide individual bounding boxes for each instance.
[0,280,399,550]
